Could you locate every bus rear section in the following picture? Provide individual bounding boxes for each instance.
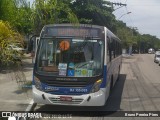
[32,24,121,106]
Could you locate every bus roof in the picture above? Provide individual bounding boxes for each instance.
[43,24,104,29]
[40,24,121,42]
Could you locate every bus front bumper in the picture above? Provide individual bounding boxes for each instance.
[32,86,106,106]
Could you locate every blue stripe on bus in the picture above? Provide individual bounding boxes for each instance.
[40,82,93,95]
[33,66,107,95]
[100,65,107,88]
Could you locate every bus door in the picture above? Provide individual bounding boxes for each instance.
[27,36,40,63]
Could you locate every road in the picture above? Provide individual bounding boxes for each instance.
[30,54,160,119]
[0,54,33,111]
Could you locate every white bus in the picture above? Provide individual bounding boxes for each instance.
[32,24,122,106]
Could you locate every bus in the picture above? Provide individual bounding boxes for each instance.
[32,24,122,106]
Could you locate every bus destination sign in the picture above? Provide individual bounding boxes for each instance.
[43,27,102,38]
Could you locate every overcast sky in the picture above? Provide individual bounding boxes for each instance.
[108,0,160,39]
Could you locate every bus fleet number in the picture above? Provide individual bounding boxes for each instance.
[70,88,87,93]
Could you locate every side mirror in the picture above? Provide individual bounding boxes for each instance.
[32,37,40,63]
[27,35,39,54]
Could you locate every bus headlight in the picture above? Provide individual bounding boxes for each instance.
[90,79,102,93]
[34,76,42,90]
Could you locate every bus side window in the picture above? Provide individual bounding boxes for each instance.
[107,36,112,62]
[110,38,115,59]
[116,41,118,57]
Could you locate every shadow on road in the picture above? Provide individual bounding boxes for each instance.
[105,74,126,111]
[34,74,126,116]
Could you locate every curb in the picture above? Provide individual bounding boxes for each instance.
[20,100,37,120]
[25,100,37,112]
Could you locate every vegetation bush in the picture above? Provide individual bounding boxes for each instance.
[0,20,24,68]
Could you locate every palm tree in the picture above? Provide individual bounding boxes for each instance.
[31,0,79,35]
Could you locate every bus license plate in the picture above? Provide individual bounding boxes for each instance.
[60,96,72,101]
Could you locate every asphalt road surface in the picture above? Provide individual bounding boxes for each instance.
[31,54,160,120]
[0,55,33,111]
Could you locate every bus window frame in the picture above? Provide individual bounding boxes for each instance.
[34,37,105,78]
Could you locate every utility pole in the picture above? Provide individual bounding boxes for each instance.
[111,2,127,6]
[111,2,127,11]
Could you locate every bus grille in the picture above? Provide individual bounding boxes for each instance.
[49,97,83,104]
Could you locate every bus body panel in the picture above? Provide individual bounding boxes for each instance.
[108,56,122,86]
[33,86,107,106]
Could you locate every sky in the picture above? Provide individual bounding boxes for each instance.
[28,0,160,39]
[108,0,160,39]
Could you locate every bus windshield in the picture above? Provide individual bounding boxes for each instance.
[36,38,104,77]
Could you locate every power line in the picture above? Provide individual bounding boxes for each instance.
[124,6,135,28]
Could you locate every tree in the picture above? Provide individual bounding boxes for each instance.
[70,0,116,31]
[31,0,79,34]
[0,0,32,34]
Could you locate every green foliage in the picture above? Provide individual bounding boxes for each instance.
[31,0,79,34]
[0,0,32,34]
[138,34,160,53]
[70,0,116,31]
[0,20,24,67]
[115,20,160,52]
